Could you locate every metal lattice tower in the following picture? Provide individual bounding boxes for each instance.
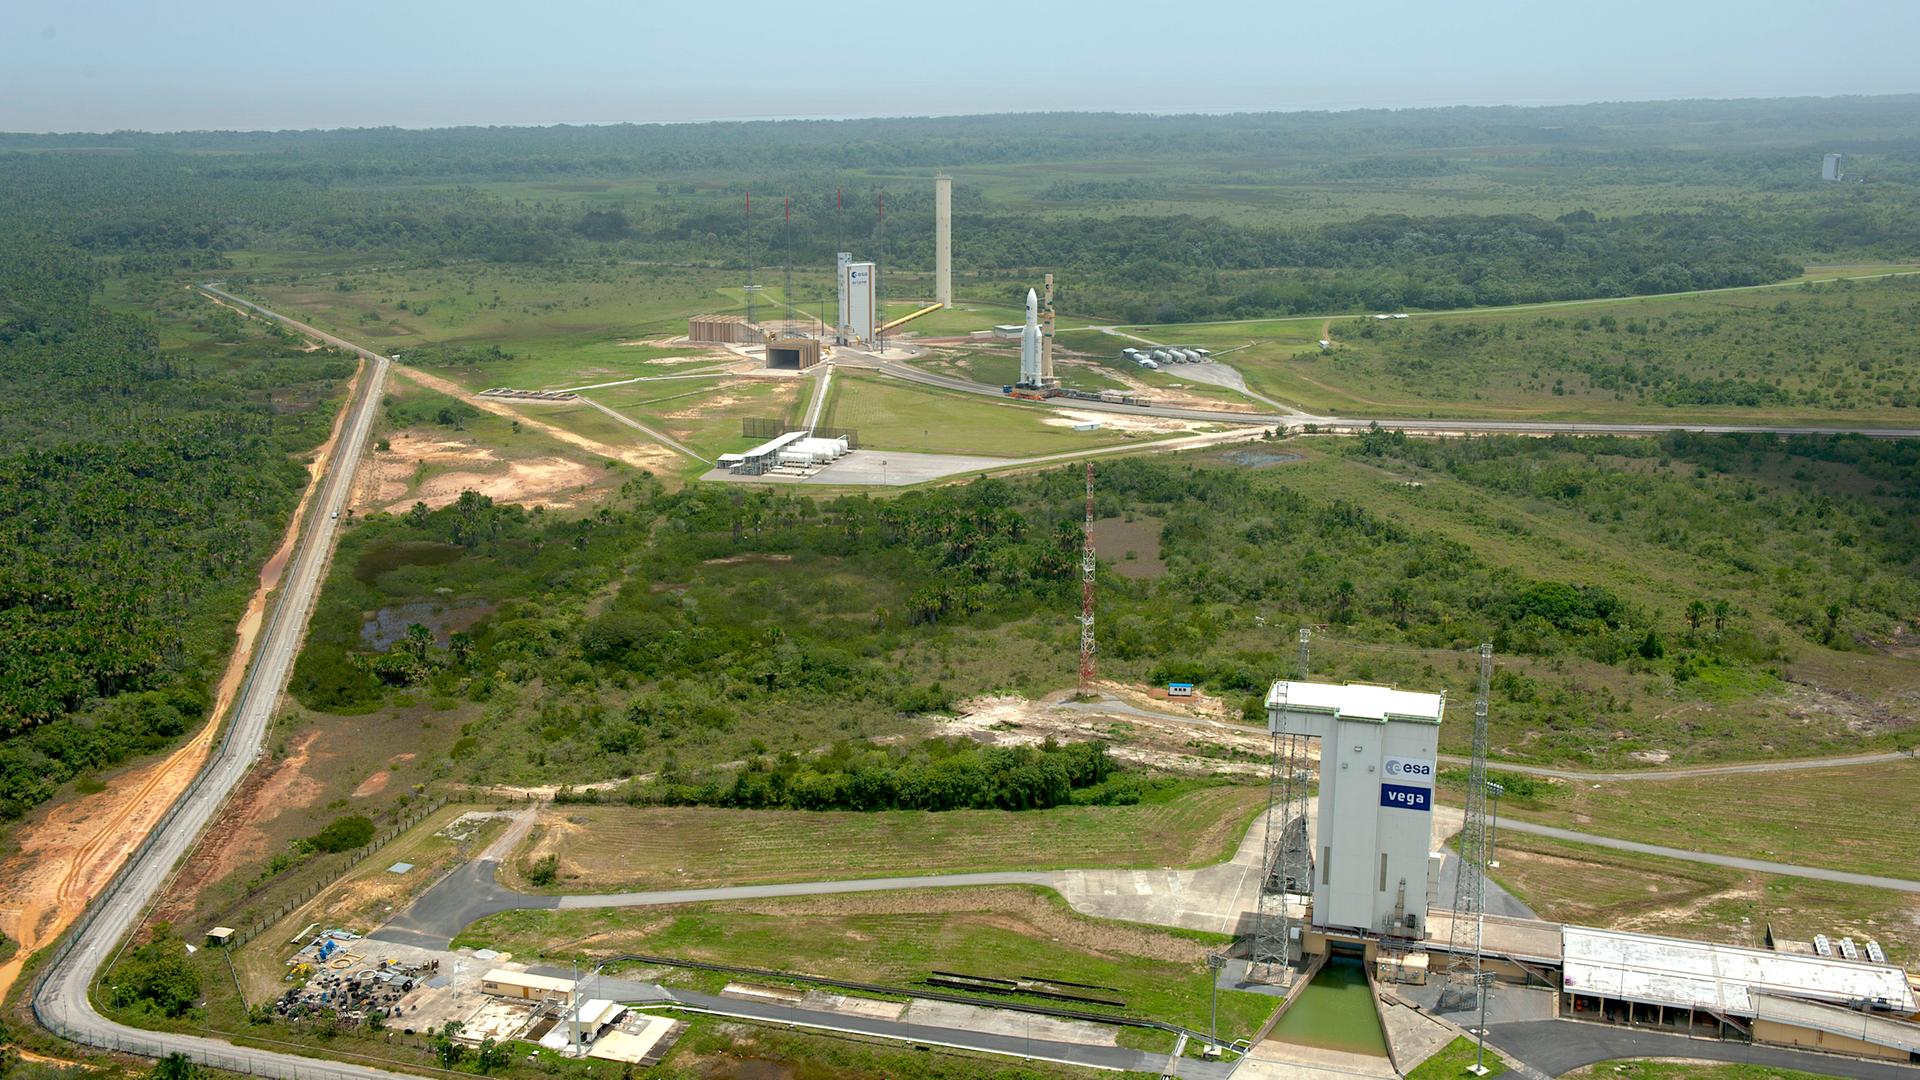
[1443,643,1494,1007]
[783,194,795,321]
[1252,684,1311,983]
[873,192,885,347]
[1078,462,1096,688]
[744,189,756,326]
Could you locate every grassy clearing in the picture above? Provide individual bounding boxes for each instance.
[880,298,1028,337]
[820,372,1150,457]
[457,886,1276,1041]
[1489,833,1920,963]
[911,346,1134,394]
[666,1015,1134,1078]
[1501,759,1920,880]
[597,375,807,459]
[1405,1035,1508,1079]
[499,784,1266,893]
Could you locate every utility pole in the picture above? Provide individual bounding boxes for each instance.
[1205,953,1227,1056]
[1079,461,1096,688]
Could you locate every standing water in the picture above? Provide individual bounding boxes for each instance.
[1266,957,1389,1056]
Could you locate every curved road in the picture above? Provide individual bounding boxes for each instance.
[1444,748,1916,783]
[32,286,413,1080]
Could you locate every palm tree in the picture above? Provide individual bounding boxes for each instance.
[1711,599,1732,636]
[1685,600,1708,635]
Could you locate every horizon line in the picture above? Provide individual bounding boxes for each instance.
[6,88,1918,139]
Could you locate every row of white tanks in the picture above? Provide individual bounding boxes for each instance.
[1120,346,1210,369]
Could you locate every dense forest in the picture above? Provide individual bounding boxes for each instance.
[0,245,351,820]
[6,97,1920,321]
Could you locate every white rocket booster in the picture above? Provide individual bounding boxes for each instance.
[1018,288,1042,386]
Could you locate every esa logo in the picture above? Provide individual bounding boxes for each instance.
[1383,756,1434,780]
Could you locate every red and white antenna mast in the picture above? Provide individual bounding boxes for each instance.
[1079,461,1096,688]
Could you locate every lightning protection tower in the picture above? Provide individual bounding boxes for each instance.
[1079,462,1096,688]
[1442,643,1494,1010]
[1252,680,1311,983]
[1250,626,1314,980]
[744,188,759,326]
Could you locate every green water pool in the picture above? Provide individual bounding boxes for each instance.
[1266,957,1389,1056]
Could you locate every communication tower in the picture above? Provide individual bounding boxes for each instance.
[1442,643,1495,1009]
[1079,462,1096,688]
[744,188,756,326]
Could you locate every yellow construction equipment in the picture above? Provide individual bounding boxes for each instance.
[876,302,944,334]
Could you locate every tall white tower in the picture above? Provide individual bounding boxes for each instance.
[935,174,952,309]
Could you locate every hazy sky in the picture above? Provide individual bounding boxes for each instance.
[4,0,1916,133]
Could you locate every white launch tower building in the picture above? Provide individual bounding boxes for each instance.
[1267,681,1444,939]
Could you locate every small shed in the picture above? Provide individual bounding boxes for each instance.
[1167,683,1194,698]
[205,926,236,948]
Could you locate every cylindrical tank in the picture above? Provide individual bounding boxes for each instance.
[1150,349,1171,363]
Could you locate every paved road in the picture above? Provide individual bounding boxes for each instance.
[572,395,709,463]
[802,363,832,429]
[1487,1018,1920,1079]
[32,287,415,1080]
[1446,749,1915,783]
[1497,818,1920,893]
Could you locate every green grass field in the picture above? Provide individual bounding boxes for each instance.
[820,372,1150,457]
[502,784,1266,893]
[1489,832,1918,963]
[1501,759,1920,880]
[456,886,1276,1041]
[595,375,808,459]
[1405,1036,1508,1079]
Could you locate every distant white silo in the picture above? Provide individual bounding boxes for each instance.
[1823,153,1843,182]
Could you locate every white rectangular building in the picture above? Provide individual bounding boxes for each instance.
[838,255,876,345]
[1267,680,1444,937]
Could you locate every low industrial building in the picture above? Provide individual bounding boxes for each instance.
[764,335,822,370]
[687,314,762,344]
[1559,926,1918,1059]
[718,431,848,476]
[480,968,576,1005]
